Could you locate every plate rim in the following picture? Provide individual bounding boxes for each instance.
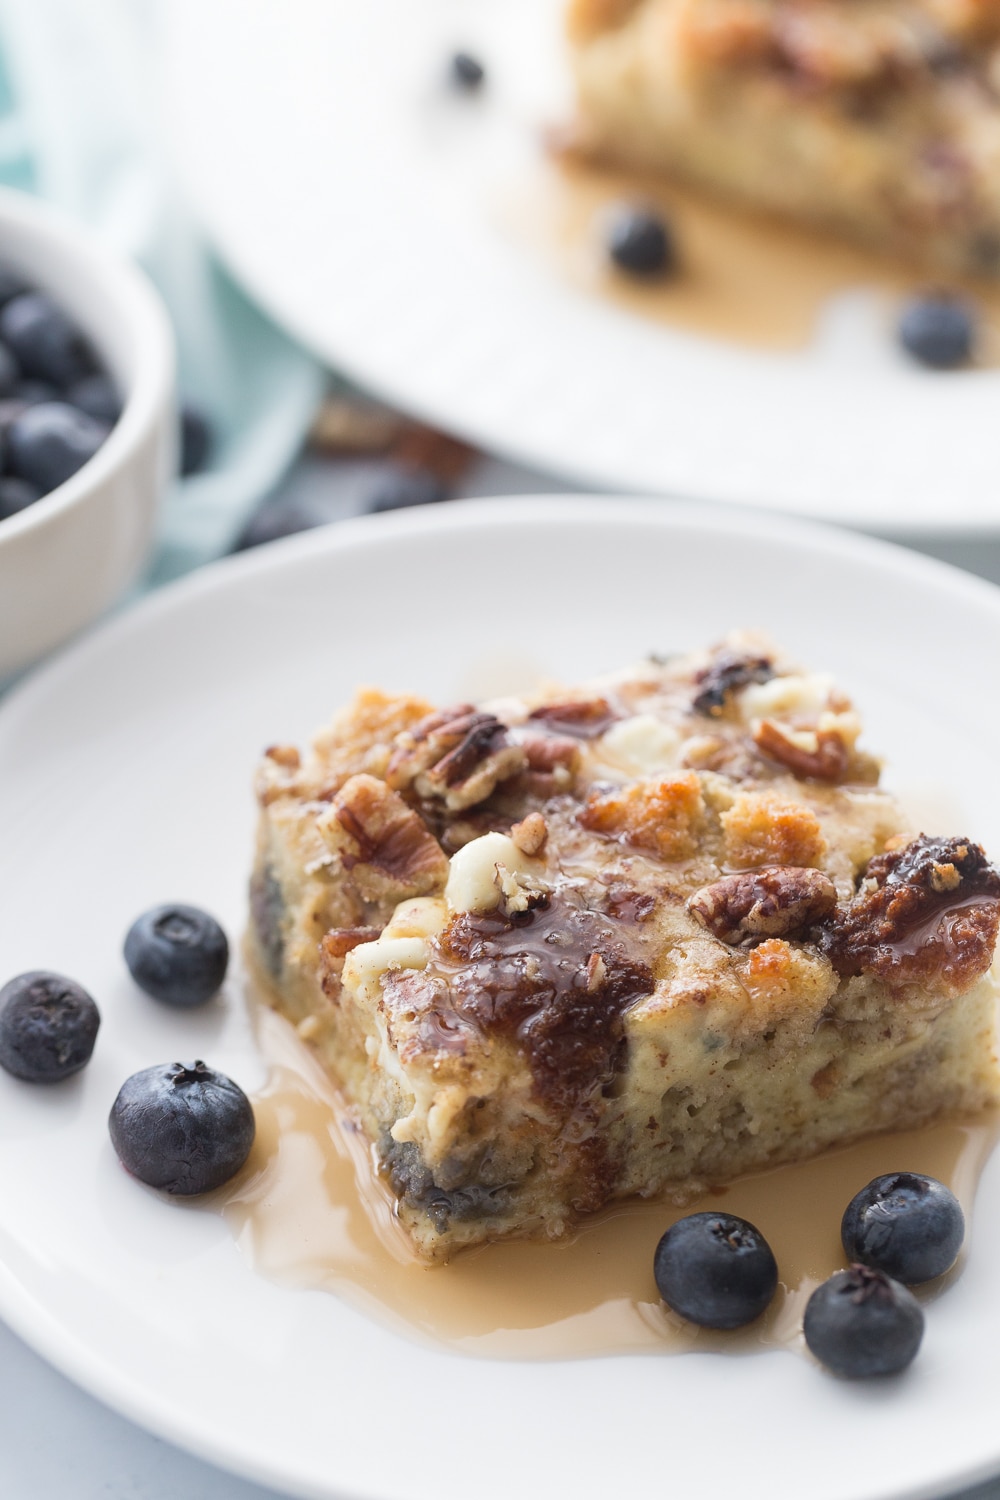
[4,494,1000,1500]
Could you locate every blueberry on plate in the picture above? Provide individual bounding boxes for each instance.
[0,290,96,387]
[179,401,213,476]
[67,372,122,426]
[109,1061,255,1195]
[124,904,229,1007]
[7,402,109,492]
[0,475,42,520]
[0,971,100,1082]
[653,1211,778,1329]
[606,203,675,278]
[842,1172,964,1284]
[803,1265,924,1378]
[14,378,60,407]
[450,50,486,89]
[898,292,975,369]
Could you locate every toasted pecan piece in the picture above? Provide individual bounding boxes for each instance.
[689,866,837,945]
[317,774,449,905]
[527,697,619,739]
[753,719,850,782]
[691,650,774,718]
[387,705,527,812]
[819,833,1000,995]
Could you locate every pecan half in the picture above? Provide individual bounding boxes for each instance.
[753,718,849,782]
[688,866,837,945]
[819,834,1000,995]
[527,697,618,739]
[386,705,527,811]
[316,773,449,906]
[692,651,773,717]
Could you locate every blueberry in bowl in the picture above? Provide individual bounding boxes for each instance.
[0,970,100,1082]
[653,1211,778,1328]
[109,1061,255,1195]
[0,185,173,678]
[124,904,229,1008]
[842,1172,964,1284]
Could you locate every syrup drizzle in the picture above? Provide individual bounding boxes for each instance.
[221,997,1000,1361]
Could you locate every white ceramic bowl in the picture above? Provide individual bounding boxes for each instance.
[0,186,175,678]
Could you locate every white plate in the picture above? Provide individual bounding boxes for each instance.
[3,496,1000,1500]
[163,0,1000,534]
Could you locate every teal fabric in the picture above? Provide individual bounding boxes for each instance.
[0,0,324,583]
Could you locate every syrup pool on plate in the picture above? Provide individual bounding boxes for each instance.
[499,154,1000,361]
[220,991,1000,1361]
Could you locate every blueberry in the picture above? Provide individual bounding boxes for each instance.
[653,1212,778,1329]
[898,292,975,368]
[0,476,42,520]
[14,379,60,407]
[124,904,229,1008]
[7,402,109,492]
[0,971,100,1082]
[108,1061,255,1195]
[0,269,28,308]
[803,1265,924,1377]
[180,402,213,476]
[365,467,447,513]
[841,1172,964,1284]
[0,291,96,386]
[68,372,122,426]
[450,51,486,90]
[607,204,675,278]
[0,340,20,398]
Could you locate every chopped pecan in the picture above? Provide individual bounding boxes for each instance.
[818,834,1000,995]
[688,866,837,945]
[692,651,773,717]
[316,774,449,906]
[321,925,383,961]
[753,719,849,781]
[527,697,618,739]
[264,743,301,769]
[510,812,548,856]
[386,705,527,811]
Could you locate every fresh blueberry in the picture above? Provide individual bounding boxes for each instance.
[68,372,122,426]
[803,1265,924,1377]
[108,1060,255,1195]
[841,1172,964,1284]
[450,51,486,90]
[180,402,213,476]
[7,402,109,492]
[607,204,675,278]
[898,292,975,368]
[0,268,28,308]
[653,1212,778,1328]
[365,467,447,513]
[0,291,96,386]
[124,904,229,1008]
[0,971,100,1082]
[0,476,42,520]
[0,340,20,398]
[14,379,60,407]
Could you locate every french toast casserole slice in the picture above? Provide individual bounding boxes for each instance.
[566,0,1000,276]
[249,637,1000,1261]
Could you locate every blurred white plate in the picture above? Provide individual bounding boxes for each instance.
[163,0,1000,533]
[2,497,1000,1500]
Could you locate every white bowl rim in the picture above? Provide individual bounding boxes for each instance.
[0,185,175,542]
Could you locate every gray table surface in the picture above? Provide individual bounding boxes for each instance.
[5,453,1000,1500]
